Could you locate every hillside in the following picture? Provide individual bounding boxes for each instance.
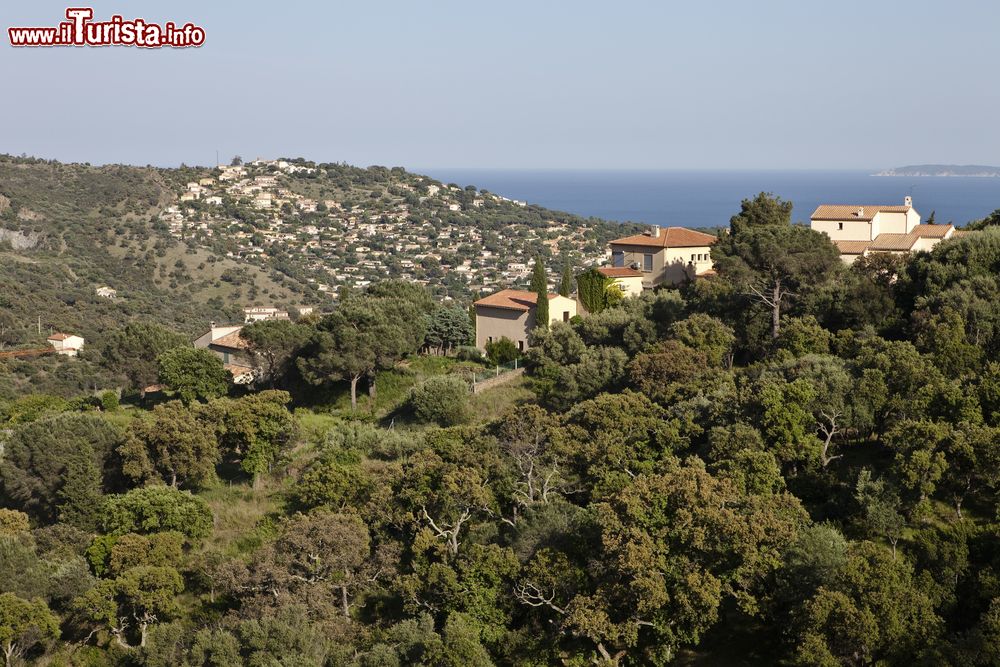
[0,154,635,355]
[875,164,1000,177]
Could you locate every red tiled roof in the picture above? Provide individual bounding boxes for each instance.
[810,204,911,222]
[834,240,872,254]
[610,227,717,248]
[474,289,557,312]
[598,267,644,278]
[911,224,954,238]
[211,331,250,350]
[47,333,72,341]
[868,233,919,252]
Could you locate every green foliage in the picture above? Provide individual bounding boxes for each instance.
[201,390,296,480]
[157,346,230,404]
[97,322,189,393]
[576,268,615,314]
[409,376,470,426]
[238,319,311,387]
[100,486,213,539]
[0,413,123,530]
[119,401,219,489]
[426,306,474,354]
[0,510,29,537]
[0,592,60,664]
[484,337,518,365]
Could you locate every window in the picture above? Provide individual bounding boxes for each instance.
[643,254,653,272]
[487,336,493,343]
[838,222,844,231]
[612,250,624,267]
[563,311,570,322]
[517,340,524,352]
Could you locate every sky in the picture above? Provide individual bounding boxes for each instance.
[2,0,999,170]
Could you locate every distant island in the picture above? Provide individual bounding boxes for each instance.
[874,164,1000,177]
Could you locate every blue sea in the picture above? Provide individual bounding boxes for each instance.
[421,169,1000,229]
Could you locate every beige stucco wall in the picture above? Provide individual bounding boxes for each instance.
[476,306,534,351]
[811,219,874,241]
[610,243,712,287]
[910,236,942,253]
[475,296,578,351]
[612,276,644,297]
[876,211,911,235]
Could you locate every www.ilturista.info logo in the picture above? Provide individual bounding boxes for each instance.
[8,8,205,48]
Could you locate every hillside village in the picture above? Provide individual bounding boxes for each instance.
[158,158,629,301]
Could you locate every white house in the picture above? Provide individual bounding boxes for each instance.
[810,197,957,263]
[47,332,85,357]
[95,286,117,299]
[608,226,717,288]
[243,307,290,323]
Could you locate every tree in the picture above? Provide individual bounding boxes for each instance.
[97,323,188,395]
[270,512,372,618]
[239,319,310,387]
[0,511,29,537]
[118,401,218,489]
[202,391,296,483]
[559,259,573,297]
[0,414,123,530]
[100,486,213,540]
[72,566,183,650]
[530,257,547,294]
[425,306,474,355]
[728,191,794,235]
[713,197,841,339]
[156,347,229,405]
[298,296,425,410]
[534,287,549,332]
[0,593,59,667]
[669,313,735,367]
[410,376,470,426]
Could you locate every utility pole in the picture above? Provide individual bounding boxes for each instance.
[37,315,41,335]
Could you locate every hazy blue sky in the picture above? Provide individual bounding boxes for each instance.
[3,1,999,169]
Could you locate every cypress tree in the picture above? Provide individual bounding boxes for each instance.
[530,257,547,294]
[535,284,549,330]
[559,259,573,297]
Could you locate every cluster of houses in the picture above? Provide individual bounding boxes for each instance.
[473,197,966,353]
[49,192,971,386]
[159,160,608,299]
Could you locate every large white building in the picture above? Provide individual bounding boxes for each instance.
[810,197,957,263]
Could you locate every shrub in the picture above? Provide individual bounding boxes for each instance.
[100,391,120,412]
[100,486,213,539]
[455,345,483,362]
[409,376,470,426]
[0,508,30,535]
[485,337,519,365]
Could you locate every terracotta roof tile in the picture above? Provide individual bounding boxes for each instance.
[868,233,919,252]
[47,333,72,341]
[911,224,954,238]
[598,267,644,278]
[610,226,717,248]
[811,205,911,221]
[474,289,557,312]
[211,331,250,350]
[834,240,872,254]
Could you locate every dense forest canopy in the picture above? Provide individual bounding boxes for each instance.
[4,177,1000,665]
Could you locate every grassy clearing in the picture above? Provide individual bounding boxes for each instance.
[197,480,284,557]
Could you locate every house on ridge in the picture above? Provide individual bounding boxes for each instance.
[474,290,578,352]
[608,225,717,289]
[193,323,257,384]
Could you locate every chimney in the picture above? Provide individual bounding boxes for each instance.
[650,225,660,238]
[904,196,912,207]
[855,207,865,217]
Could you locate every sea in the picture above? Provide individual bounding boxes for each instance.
[421,169,1000,229]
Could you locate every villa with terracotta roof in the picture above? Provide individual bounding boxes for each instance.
[473,290,577,352]
[608,225,717,288]
[810,197,957,263]
[193,324,258,384]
